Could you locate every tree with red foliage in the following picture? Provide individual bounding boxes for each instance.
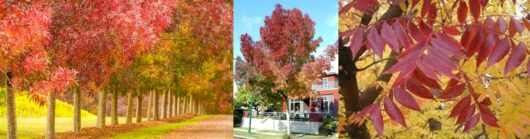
[48,0,176,131]
[240,4,337,135]
[339,0,529,138]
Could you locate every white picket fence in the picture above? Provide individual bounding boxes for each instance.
[241,117,323,134]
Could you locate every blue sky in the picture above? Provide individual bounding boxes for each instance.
[233,0,338,59]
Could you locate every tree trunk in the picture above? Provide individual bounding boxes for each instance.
[126,91,133,124]
[153,90,159,120]
[136,94,143,123]
[284,98,291,135]
[147,91,152,120]
[162,90,168,119]
[5,72,17,139]
[176,96,180,115]
[73,88,81,132]
[111,90,118,125]
[172,94,177,116]
[46,92,56,139]
[96,90,106,128]
[168,91,173,117]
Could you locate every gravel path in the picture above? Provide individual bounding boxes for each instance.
[160,115,233,139]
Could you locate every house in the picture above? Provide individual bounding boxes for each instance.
[281,72,339,122]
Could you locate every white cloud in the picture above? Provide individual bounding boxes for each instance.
[326,15,338,27]
[241,16,262,31]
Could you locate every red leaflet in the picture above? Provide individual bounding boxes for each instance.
[381,22,400,53]
[528,60,530,77]
[469,0,481,21]
[523,19,530,32]
[479,104,499,127]
[504,43,526,74]
[457,104,476,124]
[460,26,478,50]
[408,22,424,41]
[442,26,460,36]
[339,1,355,14]
[509,17,524,36]
[427,3,437,25]
[486,37,511,68]
[457,1,468,24]
[480,97,492,106]
[369,103,384,137]
[476,34,496,67]
[385,46,423,74]
[496,17,507,33]
[464,28,484,57]
[405,78,434,99]
[367,27,385,58]
[339,28,357,38]
[351,0,379,13]
[463,114,480,132]
[394,86,421,111]
[356,103,377,119]
[420,0,432,18]
[392,21,412,47]
[450,96,471,117]
[350,29,364,56]
[413,69,441,88]
[431,33,465,58]
[415,57,439,80]
[439,84,465,99]
[484,17,496,33]
[384,96,407,127]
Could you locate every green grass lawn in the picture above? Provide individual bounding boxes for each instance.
[233,127,335,139]
[110,115,213,139]
[233,130,283,139]
[0,117,144,139]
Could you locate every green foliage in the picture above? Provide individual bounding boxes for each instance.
[0,89,95,118]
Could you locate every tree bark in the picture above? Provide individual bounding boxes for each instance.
[339,4,403,139]
[136,93,143,123]
[284,98,291,135]
[96,90,106,128]
[176,96,180,115]
[126,91,133,124]
[162,90,168,119]
[147,91,152,120]
[73,88,81,132]
[153,90,160,120]
[5,72,17,139]
[46,92,56,139]
[168,91,173,117]
[111,90,118,125]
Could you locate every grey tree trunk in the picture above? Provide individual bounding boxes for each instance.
[147,91,152,120]
[153,90,159,120]
[168,91,173,117]
[73,88,81,132]
[285,99,291,135]
[5,72,17,139]
[111,91,118,125]
[176,96,180,115]
[162,90,167,119]
[46,92,56,139]
[96,90,106,128]
[136,94,143,123]
[126,91,133,124]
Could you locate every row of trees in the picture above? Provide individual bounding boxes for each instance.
[0,0,233,139]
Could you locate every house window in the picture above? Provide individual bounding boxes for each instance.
[317,96,331,113]
[290,100,301,112]
[322,78,328,89]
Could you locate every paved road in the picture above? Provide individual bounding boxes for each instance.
[161,115,233,139]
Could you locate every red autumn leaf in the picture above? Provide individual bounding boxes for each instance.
[339,28,357,38]
[355,103,377,119]
[450,96,471,117]
[405,78,434,99]
[367,27,385,58]
[469,0,481,21]
[484,17,496,32]
[413,69,441,88]
[480,97,492,106]
[394,86,421,111]
[384,96,407,127]
[479,104,499,127]
[408,21,424,41]
[369,103,384,137]
[523,19,530,32]
[457,104,476,124]
[486,37,510,68]
[439,84,465,99]
[442,26,460,35]
[421,0,432,18]
[385,46,423,74]
[496,17,507,33]
[339,1,355,14]
[381,22,400,53]
[351,0,379,13]
[465,29,484,57]
[476,34,496,67]
[392,21,412,47]
[457,1,468,24]
[463,114,480,132]
[508,16,524,36]
[431,33,465,58]
[528,60,530,77]
[504,43,526,74]
[350,29,364,56]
